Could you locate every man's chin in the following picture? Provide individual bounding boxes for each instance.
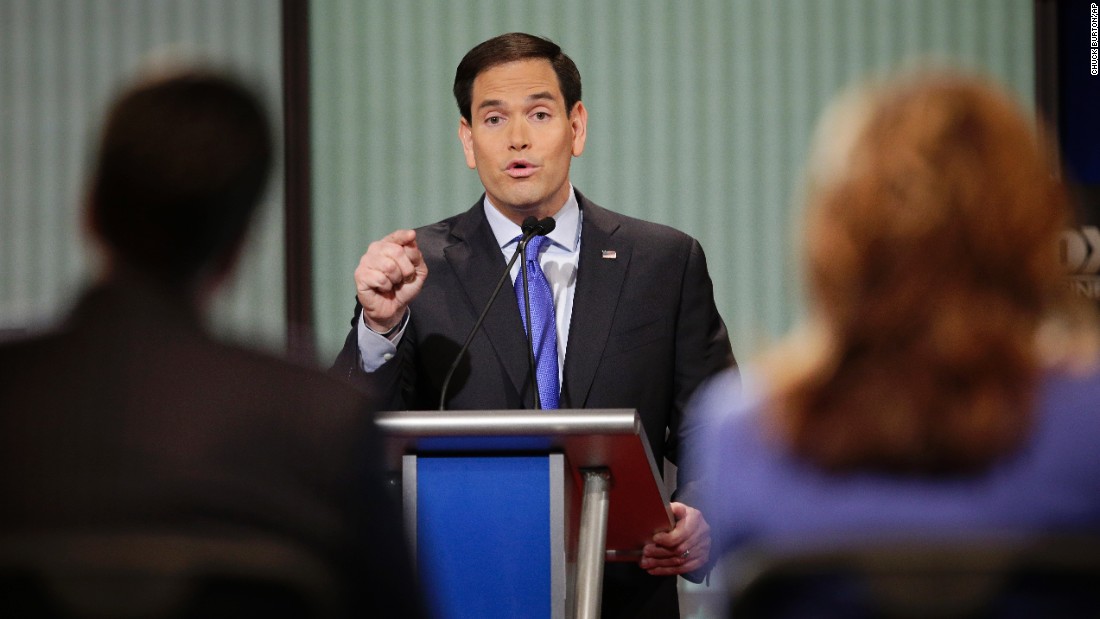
[493,194,547,215]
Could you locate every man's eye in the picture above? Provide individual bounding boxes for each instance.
[533,112,549,120]
[486,116,503,125]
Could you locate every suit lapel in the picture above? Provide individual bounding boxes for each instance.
[444,201,532,404]
[562,195,630,408]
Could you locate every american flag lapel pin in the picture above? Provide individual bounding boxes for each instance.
[601,250,617,259]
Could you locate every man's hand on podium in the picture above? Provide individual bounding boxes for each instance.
[639,502,711,576]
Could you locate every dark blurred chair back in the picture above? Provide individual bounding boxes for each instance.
[0,532,345,618]
[723,535,1100,619]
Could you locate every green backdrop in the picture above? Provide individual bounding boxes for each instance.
[310,0,1035,365]
[0,0,285,349]
[0,0,1036,366]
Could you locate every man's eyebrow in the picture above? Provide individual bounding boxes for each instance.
[476,98,505,111]
[475,91,559,112]
[527,91,556,103]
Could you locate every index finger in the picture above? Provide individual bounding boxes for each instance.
[653,524,690,548]
[383,228,417,247]
[403,238,423,265]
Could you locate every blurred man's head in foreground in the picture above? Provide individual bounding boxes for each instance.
[87,68,273,292]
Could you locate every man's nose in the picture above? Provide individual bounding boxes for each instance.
[508,121,530,150]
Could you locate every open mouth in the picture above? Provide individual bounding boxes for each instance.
[506,161,537,178]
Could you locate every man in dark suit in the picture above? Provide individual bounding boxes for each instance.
[333,33,735,618]
[0,69,425,618]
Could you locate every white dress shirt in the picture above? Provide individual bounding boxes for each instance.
[357,186,583,386]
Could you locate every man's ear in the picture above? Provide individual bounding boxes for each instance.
[193,233,247,308]
[82,188,116,261]
[569,101,588,158]
[81,190,112,276]
[82,189,102,241]
[458,117,477,169]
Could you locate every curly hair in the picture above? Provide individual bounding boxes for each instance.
[767,72,1088,475]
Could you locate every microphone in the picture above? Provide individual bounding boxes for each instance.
[522,215,556,237]
[517,217,556,409]
[437,216,554,410]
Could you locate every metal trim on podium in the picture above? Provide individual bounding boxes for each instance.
[377,409,674,619]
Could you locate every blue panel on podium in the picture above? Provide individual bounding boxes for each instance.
[418,456,550,619]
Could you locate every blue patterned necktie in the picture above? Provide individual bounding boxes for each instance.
[514,234,559,409]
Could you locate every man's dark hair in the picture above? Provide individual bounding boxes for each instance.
[90,69,273,284]
[453,32,582,123]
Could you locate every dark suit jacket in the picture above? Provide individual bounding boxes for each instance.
[334,191,735,618]
[0,276,425,618]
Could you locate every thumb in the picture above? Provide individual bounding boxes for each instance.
[670,501,689,521]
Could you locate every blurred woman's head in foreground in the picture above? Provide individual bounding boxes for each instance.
[769,71,1096,475]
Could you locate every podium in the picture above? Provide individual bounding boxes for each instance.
[377,409,674,619]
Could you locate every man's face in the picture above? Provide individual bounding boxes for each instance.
[459,59,587,224]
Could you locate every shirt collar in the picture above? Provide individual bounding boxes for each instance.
[484,186,580,252]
